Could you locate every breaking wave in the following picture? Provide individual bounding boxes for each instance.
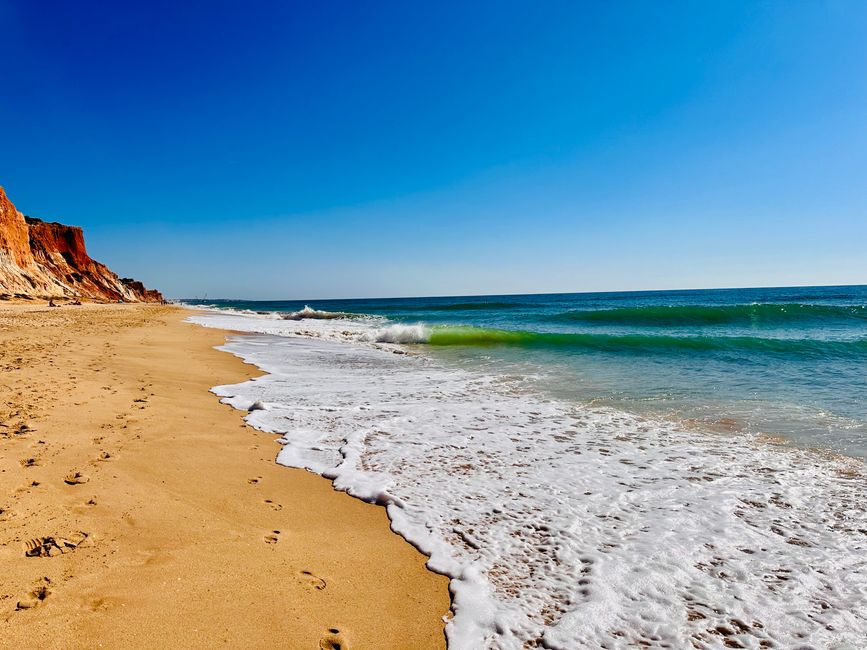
[372,324,867,358]
[281,305,358,321]
[368,323,429,344]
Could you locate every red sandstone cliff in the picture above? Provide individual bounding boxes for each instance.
[0,186,163,302]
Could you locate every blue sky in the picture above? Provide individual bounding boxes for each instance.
[2,1,865,299]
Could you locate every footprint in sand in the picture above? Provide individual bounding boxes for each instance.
[264,532,280,544]
[71,498,99,514]
[64,471,89,485]
[298,570,327,591]
[19,457,39,467]
[319,628,349,650]
[24,532,90,557]
[15,422,33,436]
[87,596,117,612]
[263,499,283,511]
[15,578,51,610]
[16,480,40,493]
[247,477,262,485]
[97,451,112,461]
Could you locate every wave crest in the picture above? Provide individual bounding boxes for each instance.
[548,303,867,327]
[368,323,430,344]
[424,326,867,357]
[282,305,354,321]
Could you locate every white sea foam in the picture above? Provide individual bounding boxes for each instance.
[366,322,430,344]
[177,302,285,319]
[281,305,355,320]
[188,309,867,649]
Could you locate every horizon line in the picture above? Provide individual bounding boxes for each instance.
[173,282,867,303]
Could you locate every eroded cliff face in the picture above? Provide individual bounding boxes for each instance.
[0,186,163,302]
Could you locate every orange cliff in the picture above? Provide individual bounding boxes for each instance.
[0,186,163,302]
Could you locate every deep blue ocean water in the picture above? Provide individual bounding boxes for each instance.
[185,285,867,457]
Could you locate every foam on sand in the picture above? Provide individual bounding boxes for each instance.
[189,309,867,649]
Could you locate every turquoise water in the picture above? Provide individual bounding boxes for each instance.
[185,285,867,457]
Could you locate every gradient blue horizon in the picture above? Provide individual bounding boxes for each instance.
[2,0,865,299]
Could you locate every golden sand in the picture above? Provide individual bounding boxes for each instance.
[0,303,449,648]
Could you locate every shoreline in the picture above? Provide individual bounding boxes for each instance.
[0,304,449,648]
[188,304,867,467]
[191,307,867,647]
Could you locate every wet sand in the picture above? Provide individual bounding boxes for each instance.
[0,303,449,648]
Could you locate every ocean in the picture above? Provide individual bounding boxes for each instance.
[185,285,867,648]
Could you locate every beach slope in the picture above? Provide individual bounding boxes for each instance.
[0,304,448,648]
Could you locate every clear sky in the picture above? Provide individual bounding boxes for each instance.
[2,1,865,299]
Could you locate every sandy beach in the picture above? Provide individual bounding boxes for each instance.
[4,5,865,647]
[0,303,449,649]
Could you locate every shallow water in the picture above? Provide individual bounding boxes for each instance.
[185,285,867,457]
